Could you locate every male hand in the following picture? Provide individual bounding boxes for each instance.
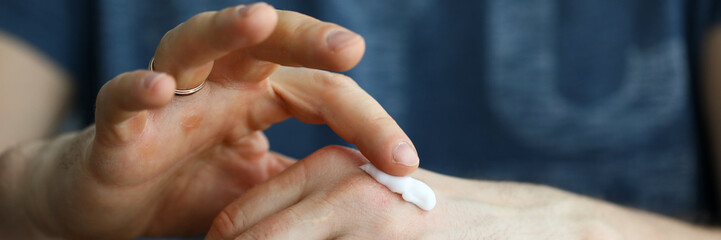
[13,3,419,239]
[206,146,718,240]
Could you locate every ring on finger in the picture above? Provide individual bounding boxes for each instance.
[148,57,207,96]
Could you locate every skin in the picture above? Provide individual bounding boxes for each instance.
[0,2,720,240]
[206,146,721,240]
[0,3,418,239]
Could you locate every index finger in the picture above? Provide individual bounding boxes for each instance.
[256,67,419,176]
[152,3,365,90]
[153,3,278,89]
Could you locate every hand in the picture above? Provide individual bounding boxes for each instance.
[206,146,709,240]
[15,3,419,239]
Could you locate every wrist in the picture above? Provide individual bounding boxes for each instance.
[0,142,52,238]
[1,128,94,239]
[589,197,721,239]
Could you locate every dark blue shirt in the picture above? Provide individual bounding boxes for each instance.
[2,0,720,227]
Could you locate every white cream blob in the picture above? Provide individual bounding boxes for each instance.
[359,163,436,211]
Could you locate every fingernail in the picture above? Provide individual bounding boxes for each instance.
[326,30,360,51]
[142,73,165,90]
[236,5,249,17]
[237,3,262,17]
[393,142,419,167]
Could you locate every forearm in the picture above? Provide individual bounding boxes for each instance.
[0,127,93,239]
[591,197,721,239]
[429,175,721,239]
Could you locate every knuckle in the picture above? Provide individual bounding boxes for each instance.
[240,215,292,240]
[283,10,314,37]
[209,207,246,239]
[311,145,355,163]
[156,12,216,67]
[312,71,358,91]
[307,145,365,168]
[333,172,394,209]
[334,172,369,190]
[229,131,270,156]
[329,173,411,237]
[155,30,177,62]
[240,229,268,240]
[367,115,398,135]
[157,35,192,68]
[371,115,395,125]
[315,145,352,156]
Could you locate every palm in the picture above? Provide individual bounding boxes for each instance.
[60,4,405,239]
[107,60,292,236]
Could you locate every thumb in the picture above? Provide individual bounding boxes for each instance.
[95,70,176,146]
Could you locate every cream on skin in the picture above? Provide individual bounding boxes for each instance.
[359,163,436,211]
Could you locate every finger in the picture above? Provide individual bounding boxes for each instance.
[233,199,338,240]
[156,3,365,89]
[206,9,367,86]
[95,70,175,145]
[153,2,278,88]
[221,131,296,184]
[205,146,360,240]
[271,152,297,170]
[257,67,419,176]
[247,10,365,72]
[206,162,307,240]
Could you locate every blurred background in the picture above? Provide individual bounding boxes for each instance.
[1,1,719,237]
